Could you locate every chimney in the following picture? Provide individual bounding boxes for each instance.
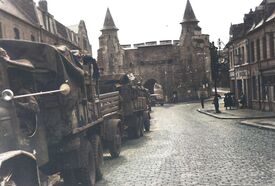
[39,0,48,12]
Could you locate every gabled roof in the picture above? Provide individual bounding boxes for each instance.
[101,8,118,31]
[0,0,35,25]
[181,0,199,24]
[230,23,245,40]
[10,0,39,25]
[56,21,68,40]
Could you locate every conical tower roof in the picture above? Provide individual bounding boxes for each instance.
[181,0,199,24]
[101,8,118,31]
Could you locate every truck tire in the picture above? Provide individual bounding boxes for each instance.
[143,112,150,132]
[139,116,144,137]
[61,169,76,186]
[127,116,140,139]
[109,125,122,158]
[90,135,103,181]
[77,138,96,186]
[61,139,96,186]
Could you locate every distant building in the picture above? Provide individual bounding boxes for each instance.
[0,0,92,55]
[97,0,212,101]
[227,0,275,111]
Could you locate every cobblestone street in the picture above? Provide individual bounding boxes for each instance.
[96,103,275,186]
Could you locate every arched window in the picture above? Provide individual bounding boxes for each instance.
[14,28,20,39]
[31,34,35,41]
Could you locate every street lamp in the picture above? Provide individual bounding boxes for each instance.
[210,41,218,95]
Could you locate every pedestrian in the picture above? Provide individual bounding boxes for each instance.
[240,92,246,108]
[200,91,205,109]
[11,72,39,136]
[213,93,221,113]
[172,91,178,103]
[224,93,228,110]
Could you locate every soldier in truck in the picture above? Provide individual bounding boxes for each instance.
[9,68,39,137]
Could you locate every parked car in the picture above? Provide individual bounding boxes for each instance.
[150,93,164,106]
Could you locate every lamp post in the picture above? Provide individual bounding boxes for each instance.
[210,41,218,95]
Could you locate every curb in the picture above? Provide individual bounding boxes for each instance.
[197,109,275,120]
[240,121,275,131]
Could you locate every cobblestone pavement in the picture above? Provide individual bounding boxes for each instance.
[96,103,275,186]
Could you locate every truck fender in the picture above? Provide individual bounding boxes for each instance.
[0,150,40,186]
[103,119,121,142]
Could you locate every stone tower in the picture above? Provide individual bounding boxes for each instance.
[97,1,211,101]
[178,0,211,99]
[97,8,125,75]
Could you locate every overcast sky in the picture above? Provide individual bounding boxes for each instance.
[34,0,263,57]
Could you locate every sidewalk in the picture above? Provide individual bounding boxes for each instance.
[197,100,275,130]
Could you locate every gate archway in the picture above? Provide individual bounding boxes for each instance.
[144,79,157,94]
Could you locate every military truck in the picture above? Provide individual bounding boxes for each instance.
[99,73,151,139]
[0,40,122,186]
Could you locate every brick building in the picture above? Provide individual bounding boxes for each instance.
[228,0,275,111]
[0,0,92,55]
[97,0,212,101]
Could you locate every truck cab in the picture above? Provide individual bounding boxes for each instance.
[0,40,121,186]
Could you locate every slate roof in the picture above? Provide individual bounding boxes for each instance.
[102,8,118,31]
[55,20,69,40]
[10,0,39,25]
[181,0,198,24]
[0,0,34,25]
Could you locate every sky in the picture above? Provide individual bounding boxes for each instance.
[34,0,263,57]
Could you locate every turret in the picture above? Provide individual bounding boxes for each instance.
[98,8,124,75]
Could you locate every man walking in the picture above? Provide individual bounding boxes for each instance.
[213,93,221,113]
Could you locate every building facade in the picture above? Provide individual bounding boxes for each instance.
[228,0,275,111]
[97,0,212,101]
[0,0,92,55]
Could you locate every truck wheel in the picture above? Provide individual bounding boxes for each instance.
[139,116,144,136]
[76,153,96,186]
[62,157,96,186]
[127,116,140,139]
[61,169,77,186]
[91,135,103,181]
[143,112,150,132]
[109,126,122,158]
[62,139,96,186]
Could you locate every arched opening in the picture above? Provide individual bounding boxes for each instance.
[144,79,165,105]
[31,34,35,41]
[144,79,157,94]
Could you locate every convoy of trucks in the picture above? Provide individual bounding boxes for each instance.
[0,40,151,186]
[99,74,151,138]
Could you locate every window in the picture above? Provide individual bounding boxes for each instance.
[0,22,2,38]
[246,44,250,63]
[14,28,20,39]
[263,36,267,59]
[269,33,274,58]
[83,39,87,50]
[251,41,255,62]
[252,76,257,99]
[256,39,260,61]
[31,34,35,41]
[241,46,245,64]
